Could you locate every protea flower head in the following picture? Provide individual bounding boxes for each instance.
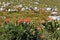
[17,18,23,23]
[24,18,31,23]
[36,26,42,31]
[5,18,10,23]
[40,19,45,24]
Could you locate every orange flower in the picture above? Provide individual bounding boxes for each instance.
[24,18,31,23]
[40,20,45,24]
[5,18,10,23]
[37,26,42,31]
[46,17,52,21]
[40,35,45,39]
[17,18,23,23]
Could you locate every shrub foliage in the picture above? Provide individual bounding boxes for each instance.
[0,18,60,40]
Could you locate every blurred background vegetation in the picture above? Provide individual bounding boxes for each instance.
[0,0,60,26]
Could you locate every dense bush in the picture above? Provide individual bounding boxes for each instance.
[0,18,60,40]
[41,19,60,40]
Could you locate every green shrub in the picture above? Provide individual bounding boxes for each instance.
[0,21,46,40]
[42,20,60,40]
[0,18,60,40]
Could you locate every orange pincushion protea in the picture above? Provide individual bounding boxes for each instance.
[17,18,23,23]
[5,18,10,23]
[37,26,42,31]
[40,20,45,24]
[46,17,52,21]
[24,18,31,23]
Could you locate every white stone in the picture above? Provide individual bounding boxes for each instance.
[7,9,18,12]
[2,2,5,4]
[55,8,58,11]
[52,8,58,12]
[0,7,5,11]
[21,7,26,11]
[48,16,57,20]
[51,12,58,14]
[34,2,39,5]
[57,28,60,30]
[13,4,23,8]
[19,4,23,8]
[34,7,39,11]
[8,9,11,12]
[46,8,52,11]
[48,16,60,20]
[34,7,38,10]
[25,7,29,10]
[2,2,11,7]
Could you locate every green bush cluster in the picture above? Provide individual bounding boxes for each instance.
[42,20,60,40]
[0,19,60,40]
